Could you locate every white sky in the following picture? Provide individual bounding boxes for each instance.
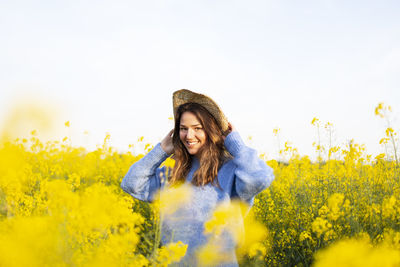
[1,0,400,159]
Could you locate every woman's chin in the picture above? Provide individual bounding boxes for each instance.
[186,148,199,155]
[188,150,197,155]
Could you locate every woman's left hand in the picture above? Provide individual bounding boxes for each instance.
[222,122,236,141]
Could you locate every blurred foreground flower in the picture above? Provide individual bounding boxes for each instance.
[198,200,270,265]
[157,183,193,216]
[313,236,400,267]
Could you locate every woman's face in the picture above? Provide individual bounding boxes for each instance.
[179,111,207,157]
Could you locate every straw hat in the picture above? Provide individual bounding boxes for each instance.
[173,89,229,132]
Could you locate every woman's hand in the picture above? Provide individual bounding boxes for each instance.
[222,122,236,141]
[161,129,174,155]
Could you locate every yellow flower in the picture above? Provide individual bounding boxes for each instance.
[382,196,398,220]
[273,128,280,135]
[248,242,267,259]
[379,138,390,144]
[158,184,193,216]
[375,153,386,161]
[299,231,312,242]
[375,102,384,116]
[204,201,244,240]
[311,117,319,125]
[314,237,400,267]
[312,217,331,238]
[196,242,232,266]
[385,127,394,136]
[327,193,345,221]
[155,241,188,266]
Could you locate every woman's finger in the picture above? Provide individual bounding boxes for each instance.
[229,122,236,132]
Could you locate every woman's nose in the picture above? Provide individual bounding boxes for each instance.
[187,129,194,139]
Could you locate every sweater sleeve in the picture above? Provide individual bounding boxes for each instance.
[224,131,274,203]
[120,143,170,202]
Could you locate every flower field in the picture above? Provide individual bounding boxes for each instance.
[0,103,400,266]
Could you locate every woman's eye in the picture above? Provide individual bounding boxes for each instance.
[195,127,203,131]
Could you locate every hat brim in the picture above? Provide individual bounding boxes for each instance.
[173,89,229,132]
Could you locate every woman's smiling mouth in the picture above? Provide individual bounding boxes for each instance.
[186,141,200,148]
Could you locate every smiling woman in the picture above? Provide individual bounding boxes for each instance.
[179,111,207,157]
[170,101,232,187]
[120,89,275,266]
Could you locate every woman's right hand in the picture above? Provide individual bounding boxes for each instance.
[161,129,174,155]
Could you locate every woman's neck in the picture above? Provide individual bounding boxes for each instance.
[191,154,201,166]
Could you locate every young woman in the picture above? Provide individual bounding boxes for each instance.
[121,89,274,266]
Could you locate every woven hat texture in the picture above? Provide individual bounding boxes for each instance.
[173,89,229,132]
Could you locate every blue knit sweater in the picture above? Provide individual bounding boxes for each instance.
[121,131,274,266]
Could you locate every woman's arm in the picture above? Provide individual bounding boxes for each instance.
[224,130,275,203]
[121,130,174,202]
[121,142,170,202]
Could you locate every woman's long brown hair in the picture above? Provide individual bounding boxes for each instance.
[169,102,232,186]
